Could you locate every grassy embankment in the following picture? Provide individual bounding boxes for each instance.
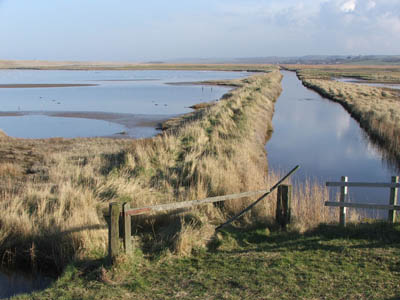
[284,65,400,165]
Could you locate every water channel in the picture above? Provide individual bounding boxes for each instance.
[266,70,399,216]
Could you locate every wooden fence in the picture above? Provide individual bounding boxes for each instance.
[325,176,400,226]
[107,184,292,261]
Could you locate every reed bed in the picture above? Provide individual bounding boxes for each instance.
[0,69,336,272]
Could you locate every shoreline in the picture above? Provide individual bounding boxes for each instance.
[0,111,174,139]
[0,74,243,139]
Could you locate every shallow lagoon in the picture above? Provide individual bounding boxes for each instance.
[0,70,248,138]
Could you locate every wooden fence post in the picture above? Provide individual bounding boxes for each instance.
[276,184,292,229]
[388,176,399,223]
[123,202,132,253]
[340,176,348,227]
[108,202,120,262]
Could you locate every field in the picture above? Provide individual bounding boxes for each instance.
[283,65,400,165]
[0,60,273,72]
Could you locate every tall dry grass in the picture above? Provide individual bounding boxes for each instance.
[0,69,337,272]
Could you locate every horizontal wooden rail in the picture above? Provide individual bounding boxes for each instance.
[326,176,399,227]
[326,182,400,188]
[111,184,293,261]
[124,189,269,216]
[107,166,299,261]
[325,201,400,210]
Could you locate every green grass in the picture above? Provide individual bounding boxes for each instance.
[16,222,400,300]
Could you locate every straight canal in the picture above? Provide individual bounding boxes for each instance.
[266,70,399,216]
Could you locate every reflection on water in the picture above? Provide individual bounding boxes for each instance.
[0,115,127,139]
[0,70,245,115]
[0,269,52,299]
[266,71,398,217]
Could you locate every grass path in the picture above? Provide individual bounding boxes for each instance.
[15,222,400,300]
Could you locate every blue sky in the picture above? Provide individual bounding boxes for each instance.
[0,0,399,61]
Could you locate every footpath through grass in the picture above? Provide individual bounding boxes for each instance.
[16,222,400,300]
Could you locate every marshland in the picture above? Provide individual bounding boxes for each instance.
[1,64,400,299]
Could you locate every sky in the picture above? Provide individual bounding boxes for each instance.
[0,0,399,62]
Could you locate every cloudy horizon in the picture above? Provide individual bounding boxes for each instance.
[0,0,399,62]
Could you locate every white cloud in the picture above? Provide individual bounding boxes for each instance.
[335,112,351,139]
[366,0,376,10]
[1,0,400,60]
[340,0,357,13]
[376,13,400,34]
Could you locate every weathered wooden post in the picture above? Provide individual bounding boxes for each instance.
[108,202,120,262]
[340,176,348,227]
[388,176,399,223]
[123,202,132,253]
[276,184,292,229]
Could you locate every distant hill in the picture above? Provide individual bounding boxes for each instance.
[1,55,399,69]
[169,55,400,65]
